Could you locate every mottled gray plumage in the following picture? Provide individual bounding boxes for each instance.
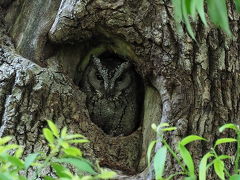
[80,54,142,136]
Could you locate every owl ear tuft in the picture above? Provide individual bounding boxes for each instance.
[119,61,131,70]
[90,54,97,62]
[90,55,101,67]
[120,55,131,63]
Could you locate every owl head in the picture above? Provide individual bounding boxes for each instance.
[85,54,134,99]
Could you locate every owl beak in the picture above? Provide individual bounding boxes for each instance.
[105,88,114,98]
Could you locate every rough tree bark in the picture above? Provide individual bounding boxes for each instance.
[0,0,239,179]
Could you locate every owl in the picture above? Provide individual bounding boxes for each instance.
[80,54,142,136]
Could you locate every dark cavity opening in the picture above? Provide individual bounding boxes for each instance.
[79,51,144,137]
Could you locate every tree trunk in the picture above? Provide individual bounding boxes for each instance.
[0,0,239,179]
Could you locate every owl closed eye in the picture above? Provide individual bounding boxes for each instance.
[115,73,131,91]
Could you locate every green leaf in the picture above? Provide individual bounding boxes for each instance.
[47,120,59,137]
[51,163,72,178]
[155,124,175,133]
[180,135,206,146]
[230,174,240,180]
[214,138,237,147]
[179,144,195,176]
[56,158,97,175]
[0,173,12,180]
[217,155,231,160]
[24,153,39,169]
[185,0,191,14]
[196,0,208,26]
[185,0,197,18]
[18,176,27,180]
[213,159,225,180]
[151,123,157,131]
[0,144,19,154]
[44,176,56,180]
[67,139,90,144]
[184,176,197,180]
[79,176,94,180]
[96,169,117,179]
[199,152,214,180]
[64,134,85,140]
[159,123,170,128]
[147,140,156,166]
[162,127,177,132]
[153,145,167,180]
[234,0,240,12]
[182,0,196,40]
[61,127,67,138]
[43,128,54,144]
[172,0,183,23]
[14,147,23,158]
[206,155,231,170]
[63,147,82,157]
[207,0,232,36]
[167,172,186,179]
[0,136,12,145]
[219,124,238,133]
[60,141,69,149]
[0,153,8,161]
[7,156,24,169]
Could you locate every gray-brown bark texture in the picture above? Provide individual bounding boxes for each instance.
[0,0,240,179]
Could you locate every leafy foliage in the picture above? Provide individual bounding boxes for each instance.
[1,120,240,179]
[0,120,116,180]
[148,123,240,180]
[171,0,240,38]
